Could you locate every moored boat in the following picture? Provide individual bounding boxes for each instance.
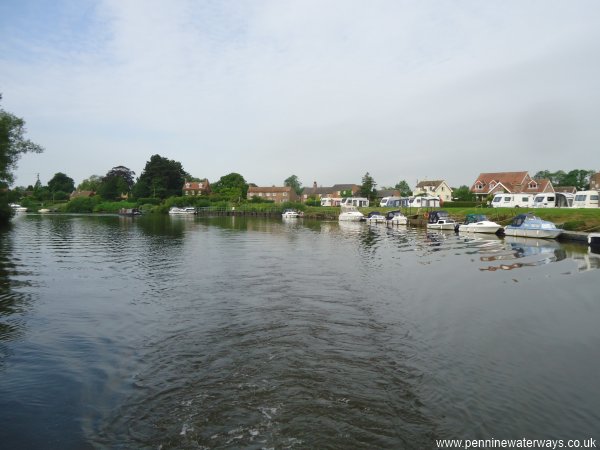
[385,210,408,225]
[589,232,600,249]
[456,214,502,234]
[503,213,562,239]
[9,203,27,212]
[426,210,456,230]
[365,211,386,224]
[168,206,196,215]
[282,209,301,219]
[119,208,142,216]
[339,206,364,222]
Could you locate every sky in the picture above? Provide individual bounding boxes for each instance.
[1,0,600,190]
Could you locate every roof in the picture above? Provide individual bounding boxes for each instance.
[554,186,577,194]
[248,186,293,193]
[70,190,95,198]
[416,180,444,189]
[183,180,209,190]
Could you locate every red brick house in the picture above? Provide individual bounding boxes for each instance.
[248,186,298,203]
[183,179,210,196]
[590,172,600,190]
[300,182,361,203]
[470,171,554,201]
[70,190,95,199]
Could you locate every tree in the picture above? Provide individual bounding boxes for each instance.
[360,172,377,200]
[47,172,75,194]
[0,94,44,222]
[132,155,189,199]
[77,175,102,192]
[284,175,303,195]
[394,180,412,196]
[211,173,249,200]
[452,185,475,201]
[98,166,135,200]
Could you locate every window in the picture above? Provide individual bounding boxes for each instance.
[283,192,287,197]
[504,197,511,202]
[489,181,496,189]
[522,197,529,202]
[476,183,483,190]
[528,181,537,189]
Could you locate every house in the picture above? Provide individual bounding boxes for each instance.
[248,186,298,203]
[183,179,210,196]
[70,190,95,199]
[377,189,401,199]
[590,172,600,190]
[470,172,554,201]
[300,182,361,202]
[413,180,453,203]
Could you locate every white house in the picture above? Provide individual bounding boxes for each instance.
[413,180,453,203]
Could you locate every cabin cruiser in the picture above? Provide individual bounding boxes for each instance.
[588,233,600,250]
[365,211,386,224]
[339,206,364,222]
[426,210,456,230]
[9,203,27,212]
[385,210,408,225]
[282,209,302,219]
[503,213,562,239]
[456,214,502,234]
[168,206,197,215]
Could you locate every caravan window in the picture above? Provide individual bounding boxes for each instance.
[492,196,502,203]
[548,196,555,202]
[521,197,529,202]
[591,194,599,201]
[504,197,511,202]
[575,195,587,201]
[534,196,544,203]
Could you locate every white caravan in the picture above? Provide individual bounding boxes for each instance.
[491,193,533,208]
[408,196,440,208]
[380,196,401,207]
[533,192,574,208]
[573,191,600,208]
[340,197,370,208]
[320,197,342,207]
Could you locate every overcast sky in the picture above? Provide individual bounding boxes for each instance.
[1,0,599,190]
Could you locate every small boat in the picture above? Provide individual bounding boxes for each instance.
[119,208,142,216]
[282,209,301,219]
[365,211,386,224]
[426,210,456,230]
[9,203,27,212]
[168,206,196,215]
[39,208,51,213]
[385,210,408,225]
[503,213,562,239]
[339,206,364,222]
[456,213,502,234]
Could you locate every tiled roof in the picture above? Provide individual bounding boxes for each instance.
[248,186,293,193]
[416,180,444,189]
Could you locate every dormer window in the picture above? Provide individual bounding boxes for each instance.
[528,181,537,189]
[489,181,496,189]
[475,182,484,190]
[185,183,190,188]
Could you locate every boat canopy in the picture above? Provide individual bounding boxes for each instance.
[464,214,488,224]
[428,210,449,223]
[510,213,539,227]
[367,211,382,218]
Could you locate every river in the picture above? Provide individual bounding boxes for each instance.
[1,214,598,449]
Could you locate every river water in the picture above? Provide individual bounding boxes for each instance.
[0,214,598,449]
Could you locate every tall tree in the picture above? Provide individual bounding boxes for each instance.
[98,166,136,200]
[211,173,249,200]
[133,155,189,199]
[47,172,75,194]
[284,175,303,195]
[394,180,412,196]
[77,175,102,192]
[0,94,44,222]
[360,172,377,200]
[452,185,475,201]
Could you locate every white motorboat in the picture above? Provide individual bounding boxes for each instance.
[9,203,27,212]
[503,213,562,239]
[426,210,456,230]
[385,210,408,225]
[168,206,196,215]
[282,209,301,219]
[365,211,386,224]
[457,214,503,234]
[39,208,51,213]
[339,206,364,222]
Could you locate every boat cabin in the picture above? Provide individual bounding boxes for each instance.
[428,210,450,224]
[463,213,488,224]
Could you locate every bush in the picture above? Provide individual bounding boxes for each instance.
[137,197,161,205]
[94,201,138,213]
[65,196,101,213]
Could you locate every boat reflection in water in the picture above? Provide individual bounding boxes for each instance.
[479,236,567,271]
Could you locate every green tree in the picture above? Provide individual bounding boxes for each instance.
[98,166,135,200]
[394,180,412,196]
[47,172,75,194]
[211,173,248,200]
[0,94,44,222]
[452,185,475,201]
[360,172,377,200]
[133,155,189,199]
[77,175,102,192]
[284,175,303,195]
[561,169,595,190]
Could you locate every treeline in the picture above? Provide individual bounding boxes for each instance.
[533,169,596,190]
